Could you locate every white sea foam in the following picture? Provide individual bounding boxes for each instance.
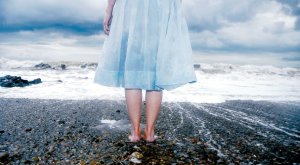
[0,57,300,103]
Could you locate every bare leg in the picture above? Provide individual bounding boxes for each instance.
[125,88,142,142]
[144,90,163,142]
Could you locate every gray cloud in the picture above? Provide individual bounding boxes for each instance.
[0,0,299,63]
[0,0,105,25]
[184,0,300,55]
[182,0,263,32]
[0,0,106,33]
[276,0,300,30]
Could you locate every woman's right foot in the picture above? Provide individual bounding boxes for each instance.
[143,129,158,142]
[128,127,142,142]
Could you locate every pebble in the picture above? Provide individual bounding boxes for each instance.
[0,152,9,160]
[48,145,54,153]
[130,157,141,164]
[32,156,40,161]
[80,160,86,165]
[89,160,98,165]
[0,130,4,134]
[58,120,66,125]
[190,137,198,144]
[130,152,143,164]
[25,128,32,132]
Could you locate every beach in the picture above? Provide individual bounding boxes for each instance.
[1,0,300,163]
[0,98,299,164]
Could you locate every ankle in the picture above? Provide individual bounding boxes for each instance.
[131,127,141,135]
[144,127,154,135]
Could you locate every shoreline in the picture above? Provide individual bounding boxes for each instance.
[0,98,299,164]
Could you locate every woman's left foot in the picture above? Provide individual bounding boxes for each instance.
[143,129,158,142]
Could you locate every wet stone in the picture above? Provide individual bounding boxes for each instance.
[0,152,9,161]
[25,128,32,132]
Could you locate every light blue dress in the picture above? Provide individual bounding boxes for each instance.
[94,0,197,91]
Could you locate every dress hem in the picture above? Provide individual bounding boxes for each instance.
[93,69,197,91]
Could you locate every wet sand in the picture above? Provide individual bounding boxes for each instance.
[0,98,299,164]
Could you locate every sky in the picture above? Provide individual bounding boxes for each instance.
[0,0,300,67]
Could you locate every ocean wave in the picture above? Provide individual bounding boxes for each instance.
[1,57,299,77]
[0,57,98,70]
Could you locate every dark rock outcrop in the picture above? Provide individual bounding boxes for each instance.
[60,64,66,70]
[0,75,42,88]
[81,63,98,69]
[193,64,201,69]
[34,63,52,70]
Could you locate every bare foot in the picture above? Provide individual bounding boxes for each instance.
[128,134,142,142]
[128,127,142,142]
[143,129,158,142]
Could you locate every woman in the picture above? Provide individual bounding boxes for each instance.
[94,0,197,142]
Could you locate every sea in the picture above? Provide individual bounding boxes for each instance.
[1,57,299,103]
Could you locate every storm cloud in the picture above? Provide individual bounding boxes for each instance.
[0,0,299,66]
[0,0,105,33]
[276,0,300,30]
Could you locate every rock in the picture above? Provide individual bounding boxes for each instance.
[58,120,66,125]
[25,128,32,132]
[29,78,42,84]
[79,160,86,165]
[114,141,124,147]
[24,160,31,164]
[130,151,143,163]
[0,81,13,87]
[99,160,105,164]
[0,130,4,134]
[191,137,198,144]
[0,75,28,87]
[0,152,9,161]
[0,75,42,88]
[89,160,98,165]
[32,156,40,161]
[135,152,143,159]
[61,64,66,70]
[34,63,52,69]
[48,145,54,153]
[92,137,102,143]
[57,80,63,83]
[0,145,7,151]
[88,63,98,67]
[81,63,97,69]
[116,110,121,113]
[133,145,141,151]
[130,157,141,164]
[80,64,87,69]
[194,64,201,69]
